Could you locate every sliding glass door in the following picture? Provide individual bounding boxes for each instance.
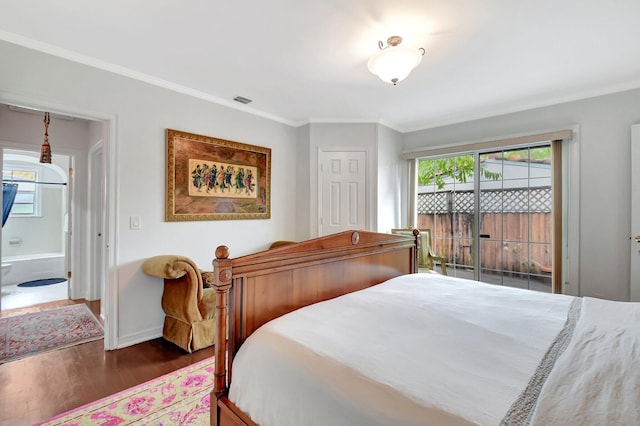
[417,144,554,293]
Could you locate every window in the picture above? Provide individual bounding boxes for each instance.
[2,168,39,216]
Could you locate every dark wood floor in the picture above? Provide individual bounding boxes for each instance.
[0,299,215,426]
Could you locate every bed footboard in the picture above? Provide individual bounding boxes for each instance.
[216,397,256,426]
[209,229,419,425]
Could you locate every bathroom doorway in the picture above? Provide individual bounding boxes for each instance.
[0,102,113,347]
[1,149,71,311]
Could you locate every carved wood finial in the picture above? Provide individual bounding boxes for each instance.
[215,245,229,259]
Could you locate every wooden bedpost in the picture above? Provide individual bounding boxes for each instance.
[211,245,232,426]
[413,228,420,273]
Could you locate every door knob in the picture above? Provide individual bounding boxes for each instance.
[635,235,640,243]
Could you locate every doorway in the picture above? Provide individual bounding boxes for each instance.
[0,102,114,348]
[416,143,558,293]
[1,149,70,310]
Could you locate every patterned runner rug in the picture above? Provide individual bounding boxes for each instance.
[36,357,215,425]
[0,304,103,364]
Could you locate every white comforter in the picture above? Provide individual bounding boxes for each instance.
[228,274,574,426]
[528,297,640,425]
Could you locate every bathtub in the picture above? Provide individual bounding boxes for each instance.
[1,252,66,286]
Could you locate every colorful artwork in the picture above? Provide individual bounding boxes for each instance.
[188,159,258,199]
[166,129,271,221]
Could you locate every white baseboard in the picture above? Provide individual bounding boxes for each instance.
[115,326,163,349]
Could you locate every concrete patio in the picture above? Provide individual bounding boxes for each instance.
[428,265,552,293]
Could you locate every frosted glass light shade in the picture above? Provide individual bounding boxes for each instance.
[368,44,423,85]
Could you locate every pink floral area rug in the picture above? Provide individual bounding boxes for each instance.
[36,357,215,426]
[0,304,103,364]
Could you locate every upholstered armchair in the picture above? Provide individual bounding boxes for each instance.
[142,255,216,353]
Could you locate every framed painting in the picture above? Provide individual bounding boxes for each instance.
[166,129,271,221]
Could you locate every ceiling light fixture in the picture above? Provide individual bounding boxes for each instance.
[40,112,52,164]
[367,36,425,86]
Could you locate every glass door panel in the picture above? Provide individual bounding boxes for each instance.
[450,155,475,278]
[478,146,552,292]
[417,155,475,279]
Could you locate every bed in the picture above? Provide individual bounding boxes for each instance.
[208,230,640,425]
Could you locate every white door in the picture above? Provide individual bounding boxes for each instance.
[631,125,640,301]
[89,144,106,317]
[319,150,367,236]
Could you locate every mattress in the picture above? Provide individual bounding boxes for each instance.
[228,273,576,425]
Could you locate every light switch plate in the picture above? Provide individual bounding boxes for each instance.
[130,215,141,230]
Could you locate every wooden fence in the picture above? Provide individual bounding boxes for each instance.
[418,212,552,274]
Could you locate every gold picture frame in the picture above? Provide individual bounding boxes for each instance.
[166,129,271,221]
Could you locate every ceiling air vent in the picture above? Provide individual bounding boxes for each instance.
[233,96,252,105]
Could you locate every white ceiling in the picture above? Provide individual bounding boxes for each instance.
[2,0,640,132]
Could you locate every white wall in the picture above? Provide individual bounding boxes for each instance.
[2,153,66,257]
[0,40,298,347]
[403,88,640,302]
[295,124,311,241]
[376,124,404,232]
[303,123,378,238]
[294,122,403,239]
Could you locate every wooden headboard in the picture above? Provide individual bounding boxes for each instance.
[209,230,418,423]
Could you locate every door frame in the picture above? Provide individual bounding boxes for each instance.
[88,141,105,309]
[409,125,580,295]
[631,125,640,301]
[0,92,119,349]
[0,144,76,298]
[472,144,557,290]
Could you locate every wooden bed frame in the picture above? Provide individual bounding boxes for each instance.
[208,229,420,426]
